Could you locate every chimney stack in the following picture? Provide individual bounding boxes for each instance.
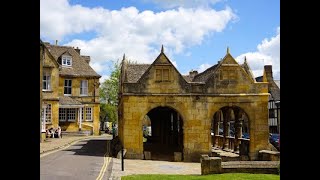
[264,65,273,81]
[75,47,81,54]
[189,70,198,80]
[81,56,90,64]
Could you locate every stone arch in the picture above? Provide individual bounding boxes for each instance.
[141,105,184,161]
[211,105,251,156]
[139,103,187,127]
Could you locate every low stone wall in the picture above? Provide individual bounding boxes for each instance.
[200,155,279,175]
[201,155,222,175]
[259,150,280,161]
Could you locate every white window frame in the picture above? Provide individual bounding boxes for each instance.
[59,108,67,122]
[85,107,92,121]
[67,108,76,122]
[81,107,84,120]
[59,108,76,122]
[42,71,51,91]
[62,55,72,67]
[64,79,72,96]
[80,80,88,96]
[44,104,52,124]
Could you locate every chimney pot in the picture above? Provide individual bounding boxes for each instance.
[189,70,198,79]
[75,47,81,54]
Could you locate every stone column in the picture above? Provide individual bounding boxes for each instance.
[233,109,242,153]
[213,111,220,148]
[222,108,230,150]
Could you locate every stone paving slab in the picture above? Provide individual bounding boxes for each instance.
[108,158,201,179]
[108,158,280,179]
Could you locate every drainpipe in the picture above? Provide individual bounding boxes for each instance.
[79,107,82,131]
[93,79,96,103]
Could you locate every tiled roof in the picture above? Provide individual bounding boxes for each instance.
[192,64,218,82]
[270,86,280,101]
[255,76,280,101]
[182,75,191,82]
[44,43,101,78]
[126,64,150,83]
[59,96,82,105]
[274,80,280,89]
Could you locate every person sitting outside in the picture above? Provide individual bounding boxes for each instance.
[46,129,52,138]
[55,126,62,138]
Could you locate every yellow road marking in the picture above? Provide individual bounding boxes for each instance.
[96,151,111,180]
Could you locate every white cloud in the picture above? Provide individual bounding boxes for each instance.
[198,63,212,73]
[236,27,280,79]
[99,75,110,83]
[41,0,236,66]
[90,62,105,73]
[146,0,223,9]
[171,61,178,68]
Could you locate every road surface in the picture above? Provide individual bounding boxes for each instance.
[40,136,112,180]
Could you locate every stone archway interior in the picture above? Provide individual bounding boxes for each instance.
[143,106,183,161]
[211,106,250,155]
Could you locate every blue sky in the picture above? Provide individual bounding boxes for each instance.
[40,0,280,82]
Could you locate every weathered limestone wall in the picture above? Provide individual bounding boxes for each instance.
[120,93,269,162]
[92,104,100,135]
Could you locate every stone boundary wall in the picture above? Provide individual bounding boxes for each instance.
[200,155,279,175]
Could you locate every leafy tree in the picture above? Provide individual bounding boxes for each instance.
[100,60,120,124]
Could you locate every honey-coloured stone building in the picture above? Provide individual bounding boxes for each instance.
[118,46,270,162]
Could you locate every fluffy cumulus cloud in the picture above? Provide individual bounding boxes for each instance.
[146,0,222,9]
[198,63,212,73]
[236,27,280,79]
[99,75,110,84]
[41,0,236,73]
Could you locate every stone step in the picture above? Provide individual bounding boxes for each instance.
[61,130,92,136]
[212,147,242,162]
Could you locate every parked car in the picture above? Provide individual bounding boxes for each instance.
[269,133,280,151]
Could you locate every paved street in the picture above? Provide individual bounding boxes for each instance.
[40,135,112,180]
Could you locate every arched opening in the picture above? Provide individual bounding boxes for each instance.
[211,106,250,155]
[143,106,183,161]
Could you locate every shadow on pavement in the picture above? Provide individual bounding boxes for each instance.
[63,139,111,157]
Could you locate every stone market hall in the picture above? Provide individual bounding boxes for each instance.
[118,46,270,162]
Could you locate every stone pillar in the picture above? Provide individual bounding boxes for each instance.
[174,152,182,162]
[234,109,241,153]
[222,108,230,150]
[213,111,220,147]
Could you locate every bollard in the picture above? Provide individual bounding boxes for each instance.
[121,148,124,171]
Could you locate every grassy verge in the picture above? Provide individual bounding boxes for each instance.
[122,173,280,180]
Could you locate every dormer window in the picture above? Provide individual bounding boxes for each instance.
[62,55,72,66]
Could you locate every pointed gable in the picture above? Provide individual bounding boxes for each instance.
[138,46,187,84]
[44,43,101,78]
[241,57,256,82]
[43,46,59,68]
[205,48,259,93]
[130,46,189,93]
